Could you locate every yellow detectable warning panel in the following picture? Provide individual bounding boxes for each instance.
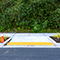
[7,42,53,45]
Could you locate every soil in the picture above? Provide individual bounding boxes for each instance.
[0,37,10,43]
[50,36,60,43]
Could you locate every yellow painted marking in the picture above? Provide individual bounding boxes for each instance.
[7,42,53,45]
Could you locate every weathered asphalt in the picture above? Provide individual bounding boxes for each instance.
[0,48,60,60]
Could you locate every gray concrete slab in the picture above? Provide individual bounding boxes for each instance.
[29,33,44,36]
[15,33,44,36]
[0,33,15,37]
[43,33,58,36]
[8,33,50,42]
[10,35,51,42]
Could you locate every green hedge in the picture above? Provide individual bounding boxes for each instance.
[0,0,60,32]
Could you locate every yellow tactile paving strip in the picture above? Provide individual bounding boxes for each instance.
[7,42,53,45]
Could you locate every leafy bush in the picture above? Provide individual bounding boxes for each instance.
[0,0,60,32]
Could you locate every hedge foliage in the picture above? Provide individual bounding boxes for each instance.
[0,0,60,32]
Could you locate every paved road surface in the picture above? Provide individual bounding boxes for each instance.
[0,48,60,60]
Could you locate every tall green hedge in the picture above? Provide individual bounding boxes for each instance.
[0,0,60,32]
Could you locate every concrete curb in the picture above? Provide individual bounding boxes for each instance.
[47,36,60,46]
[2,45,56,48]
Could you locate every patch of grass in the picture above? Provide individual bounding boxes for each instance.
[53,33,60,38]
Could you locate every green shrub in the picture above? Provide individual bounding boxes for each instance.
[0,0,60,32]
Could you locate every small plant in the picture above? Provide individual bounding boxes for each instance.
[53,33,60,38]
[50,33,60,43]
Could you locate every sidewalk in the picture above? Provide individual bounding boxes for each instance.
[0,33,60,48]
[7,33,53,46]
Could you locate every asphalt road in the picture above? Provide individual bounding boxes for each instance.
[0,48,60,60]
